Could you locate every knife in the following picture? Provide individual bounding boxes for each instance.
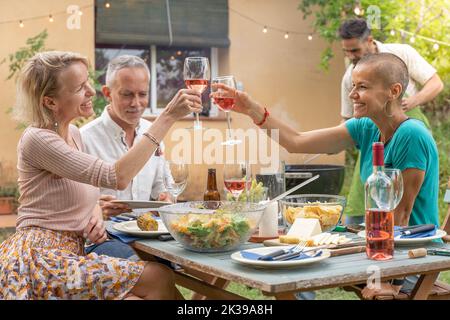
[272,249,323,261]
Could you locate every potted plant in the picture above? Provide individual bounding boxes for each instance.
[0,160,19,215]
[0,183,19,215]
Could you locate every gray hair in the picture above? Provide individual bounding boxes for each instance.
[105,55,150,88]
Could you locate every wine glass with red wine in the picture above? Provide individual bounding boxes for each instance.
[223,162,251,201]
[212,75,242,146]
[183,57,210,130]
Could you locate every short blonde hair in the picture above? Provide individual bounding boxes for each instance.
[14,51,89,128]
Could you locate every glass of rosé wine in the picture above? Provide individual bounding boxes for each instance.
[212,75,242,146]
[183,57,210,130]
[223,161,252,201]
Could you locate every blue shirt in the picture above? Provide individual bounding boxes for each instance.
[345,117,439,226]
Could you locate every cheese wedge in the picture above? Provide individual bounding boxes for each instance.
[287,218,322,239]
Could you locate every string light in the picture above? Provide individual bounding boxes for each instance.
[1,4,447,50]
[354,2,364,16]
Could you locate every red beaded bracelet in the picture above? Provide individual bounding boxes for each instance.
[254,107,270,126]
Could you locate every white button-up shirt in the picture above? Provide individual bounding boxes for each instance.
[80,107,167,200]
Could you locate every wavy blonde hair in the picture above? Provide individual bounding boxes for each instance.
[14,51,89,128]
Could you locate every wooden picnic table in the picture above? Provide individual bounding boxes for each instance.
[131,237,450,300]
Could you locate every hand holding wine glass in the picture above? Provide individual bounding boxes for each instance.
[163,161,188,203]
[183,57,210,130]
[212,76,242,146]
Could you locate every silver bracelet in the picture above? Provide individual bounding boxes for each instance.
[142,132,160,148]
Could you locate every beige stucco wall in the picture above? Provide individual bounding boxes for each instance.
[0,0,94,177]
[0,0,345,200]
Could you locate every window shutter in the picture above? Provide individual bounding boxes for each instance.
[96,0,230,47]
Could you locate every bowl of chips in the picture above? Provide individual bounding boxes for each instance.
[280,194,346,232]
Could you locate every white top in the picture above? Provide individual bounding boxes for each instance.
[80,107,167,201]
[341,40,437,119]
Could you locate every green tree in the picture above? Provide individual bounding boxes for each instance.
[298,1,448,80]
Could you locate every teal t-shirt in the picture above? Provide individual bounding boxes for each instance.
[345,117,439,226]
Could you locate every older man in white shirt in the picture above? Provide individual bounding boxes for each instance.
[80,55,171,260]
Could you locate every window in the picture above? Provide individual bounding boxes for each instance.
[95,45,219,116]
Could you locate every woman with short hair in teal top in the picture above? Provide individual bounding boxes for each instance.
[212,52,439,299]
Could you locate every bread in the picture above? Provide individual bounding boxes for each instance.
[137,213,158,231]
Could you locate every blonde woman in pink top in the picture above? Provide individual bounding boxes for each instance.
[0,51,202,300]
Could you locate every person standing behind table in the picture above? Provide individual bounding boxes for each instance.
[0,51,202,300]
[80,55,171,260]
[212,53,440,299]
[339,18,444,225]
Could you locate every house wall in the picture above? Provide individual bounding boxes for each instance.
[0,0,95,177]
[0,0,346,200]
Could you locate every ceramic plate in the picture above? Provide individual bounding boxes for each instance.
[110,200,169,209]
[230,246,330,268]
[357,229,447,245]
[113,220,169,237]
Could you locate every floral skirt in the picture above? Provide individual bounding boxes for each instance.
[0,227,145,300]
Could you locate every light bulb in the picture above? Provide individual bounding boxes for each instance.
[354,5,364,16]
[409,36,415,43]
[78,11,83,16]
[19,20,24,28]
[263,26,267,33]
[390,29,395,36]
[284,32,289,39]
[49,15,54,22]
[433,43,439,51]
[105,2,111,8]
[308,34,313,41]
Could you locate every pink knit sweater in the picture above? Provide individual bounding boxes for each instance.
[16,125,117,233]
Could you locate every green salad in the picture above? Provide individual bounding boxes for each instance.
[170,212,251,249]
[226,179,266,202]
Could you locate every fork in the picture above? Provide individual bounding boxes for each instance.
[271,241,309,261]
[258,240,308,261]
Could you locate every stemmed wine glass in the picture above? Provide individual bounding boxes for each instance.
[183,57,210,130]
[384,168,404,209]
[212,76,242,146]
[163,161,188,203]
[223,162,251,201]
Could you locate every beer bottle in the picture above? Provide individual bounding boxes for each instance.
[204,168,221,201]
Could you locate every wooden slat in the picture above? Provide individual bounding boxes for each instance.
[174,272,245,300]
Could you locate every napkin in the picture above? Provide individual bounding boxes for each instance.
[240,250,322,261]
[394,225,437,239]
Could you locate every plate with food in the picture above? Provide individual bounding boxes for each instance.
[113,213,169,237]
[231,246,331,268]
[357,229,447,245]
[110,200,169,209]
